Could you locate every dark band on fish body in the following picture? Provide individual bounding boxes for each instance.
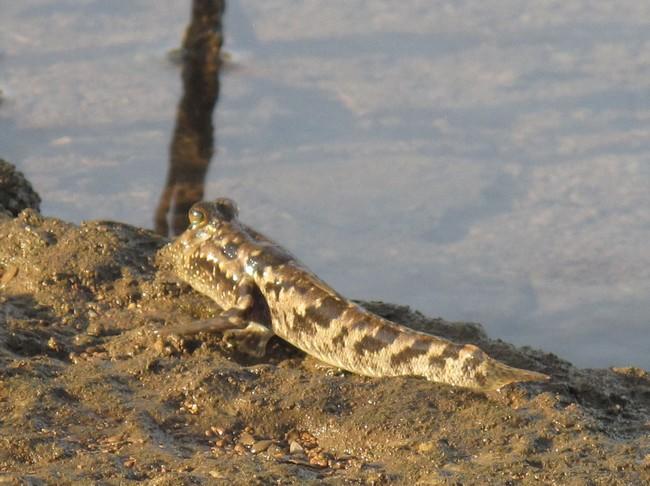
[263,280,281,301]
[302,296,348,329]
[461,351,483,374]
[332,326,349,348]
[289,310,320,337]
[427,344,462,369]
[390,345,428,367]
[354,334,391,354]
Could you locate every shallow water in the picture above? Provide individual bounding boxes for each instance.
[1,1,649,369]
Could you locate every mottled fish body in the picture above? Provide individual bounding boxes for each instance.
[167,198,548,391]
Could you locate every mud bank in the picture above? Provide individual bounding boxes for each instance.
[0,165,648,484]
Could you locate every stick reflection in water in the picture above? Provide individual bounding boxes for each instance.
[155,0,226,236]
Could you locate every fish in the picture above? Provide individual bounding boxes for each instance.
[164,198,549,391]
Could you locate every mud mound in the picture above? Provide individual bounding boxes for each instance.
[0,210,648,484]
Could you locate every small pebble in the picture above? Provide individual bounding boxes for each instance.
[239,432,255,446]
[47,337,61,352]
[289,441,304,455]
[267,444,285,458]
[286,430,300,442]
[0,265,18,287]
[233,443,246,455]
[104,433,124,445]
[309,454,329,468]
[251,440,273,454]
[300,431,317,446]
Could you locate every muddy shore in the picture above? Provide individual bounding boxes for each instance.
[0,162,648,484]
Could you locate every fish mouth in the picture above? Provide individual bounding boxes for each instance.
[171,225,215,254]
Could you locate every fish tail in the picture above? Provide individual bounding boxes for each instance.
[414,341,549,391]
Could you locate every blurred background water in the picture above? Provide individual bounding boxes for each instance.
[1,0,649,368]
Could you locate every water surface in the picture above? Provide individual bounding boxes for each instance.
[1,1,649,368]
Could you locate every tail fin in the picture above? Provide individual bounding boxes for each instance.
[481,357,549,391]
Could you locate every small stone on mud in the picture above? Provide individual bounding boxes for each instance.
[47,337,60,351]
[417,441,437,454]
[309,453,329,468]
[300,431,317,446]
[211,426,226,436]
[0,264,18,287]
[289,441,304,454]
[239,431,256,446]
[285,430,300,442]
[104,433,125,445]
[267,444,285,458]
[251,440,273,454]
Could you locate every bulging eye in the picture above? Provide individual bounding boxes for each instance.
[188,207,206,228]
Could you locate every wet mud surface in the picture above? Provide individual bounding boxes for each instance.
[0,174,649,484]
